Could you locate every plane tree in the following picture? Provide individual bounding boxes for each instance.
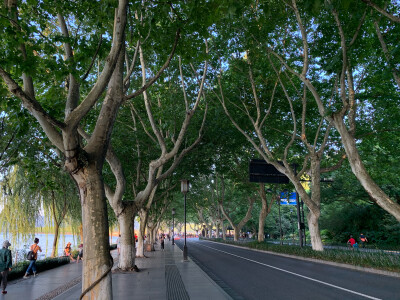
[282,0,400,222]
[210,0,348,250]
[0,0,147,297]
[92,0,237,269]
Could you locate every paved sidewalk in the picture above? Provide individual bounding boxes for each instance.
[4,241,231,300]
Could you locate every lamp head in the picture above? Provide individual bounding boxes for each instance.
[181,179,189,194]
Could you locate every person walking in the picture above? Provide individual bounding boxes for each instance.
[116,235,121,255]
[0,240,12,294]
[23,237,42,278]
[160,235,165,251]
[359,233,368,248]
[76,244,83,263]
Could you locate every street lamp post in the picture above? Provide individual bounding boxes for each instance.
[301,200,306,245]
[172,208,176,245]
[295,191,303,247]
[181,179,189,261]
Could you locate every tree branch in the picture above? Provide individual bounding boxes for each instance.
[124,28,181,100]
[0,67,65,150]
[362,0,400,23]
[81,35,103,81]
[64,0,128,128]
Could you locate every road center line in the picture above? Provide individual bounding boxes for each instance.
[198,242,382,300]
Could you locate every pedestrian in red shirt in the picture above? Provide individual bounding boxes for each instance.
[347,235,356,249]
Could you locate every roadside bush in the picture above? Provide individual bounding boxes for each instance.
[201,237,400,272]
[9,257,70,281]
[9,244,119,281]
[320,229,333,243]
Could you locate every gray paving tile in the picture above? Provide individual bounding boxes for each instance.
[4,242,231,299]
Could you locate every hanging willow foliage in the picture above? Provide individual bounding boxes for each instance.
[40,171,82,256]
[0,161,82,254]
[0,166,40,245]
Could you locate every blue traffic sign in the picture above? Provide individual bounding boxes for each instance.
[279,192,297,205]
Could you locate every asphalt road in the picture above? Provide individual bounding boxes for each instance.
[175,239,400,300]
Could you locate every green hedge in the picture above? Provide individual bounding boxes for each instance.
[9,257,70,281]
[10,244,118,281]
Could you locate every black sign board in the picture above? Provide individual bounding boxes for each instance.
[249,159,289,184]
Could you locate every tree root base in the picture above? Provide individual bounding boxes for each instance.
[113,265,140,273]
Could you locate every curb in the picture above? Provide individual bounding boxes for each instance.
[204,239,400,278]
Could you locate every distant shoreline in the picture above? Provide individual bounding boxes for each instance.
[35,231,121,237]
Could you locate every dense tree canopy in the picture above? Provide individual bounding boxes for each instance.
[1,0,399,298]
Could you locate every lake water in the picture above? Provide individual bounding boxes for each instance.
[0,232,118,264]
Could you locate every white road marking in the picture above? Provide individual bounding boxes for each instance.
[197,242,382,300]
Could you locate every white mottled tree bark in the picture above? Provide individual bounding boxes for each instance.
[117,207,135,270]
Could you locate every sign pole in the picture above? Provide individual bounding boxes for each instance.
[278,198,283,245]
[295,191,303,247]
[301,201,306,246]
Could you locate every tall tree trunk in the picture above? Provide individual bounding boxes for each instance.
[51,222,60,257]
[149,225,156,251]
[258,184,268,242]
[155,224,160,242]
[146,221,156,251]
[76,164,112,300]
[215,222,220,238]
[233,226,240,241]
[222,221,226,240]
[136,210,147,257]
[307,210,323,251]
[136,227,145,258]
[308,156,324,251]
[117,207,136,270]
